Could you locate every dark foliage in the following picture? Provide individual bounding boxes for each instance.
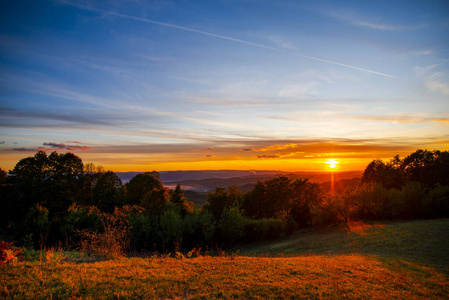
[362,149,449,188]
[1,149,448,254]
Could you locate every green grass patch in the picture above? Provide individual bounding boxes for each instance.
[243,219,449,273]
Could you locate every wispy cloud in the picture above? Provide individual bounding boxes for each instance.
[12,142,92,152]
[344,114,449,124]
[0,106,120,128]
[414,65,449,96]
[323,8,426,31]
[425,72,449,96]
[63,1,394,78]
[186,95,292,107]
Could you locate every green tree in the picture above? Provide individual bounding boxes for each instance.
[170,184,193,216]
[204,185,242,220]
[218,207,247,246]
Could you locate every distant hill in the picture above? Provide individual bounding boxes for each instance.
[117,170,362,189]
[116,170,283,184]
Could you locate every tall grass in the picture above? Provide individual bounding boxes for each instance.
[77,206,142,259]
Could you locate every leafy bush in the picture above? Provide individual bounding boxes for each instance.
[60,204,102,245]
[423,185,449,218]
[129,213,160,251]
[21,204,51,248]
[244,218,286,242]
[391,182,426,219]
[183,210,216,248]
[0,241,22,264]
[77,206,142,258]
[159,208,184,246]
[218,207,247,246]
[312,196,340,227]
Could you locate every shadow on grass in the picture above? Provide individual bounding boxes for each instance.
[242,219,449,274]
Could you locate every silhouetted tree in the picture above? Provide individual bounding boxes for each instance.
[170,184,193,215]
[204,185,242,220]
[290,179,322,228]
[125,172,169,215]
[0,168,6,183]
[401,149,449,187]
[362,158,404,189]
[243,177,321,224]
[8,151,85,220]
[92,171,124,212]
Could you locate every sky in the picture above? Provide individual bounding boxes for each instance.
[1,0,448,173]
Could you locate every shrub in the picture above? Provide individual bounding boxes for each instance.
[392,182,426,219]
[184,210,216,248]
[159,208,184,246]
[77,205,142,258]
[129,213,160,251]
[0,241,22,264]
[244,218,286,242]
[60,204,102,245]
[218,207,247,246]
[423,185,449,218]
[21,204,51,248]
[312,196,340,227]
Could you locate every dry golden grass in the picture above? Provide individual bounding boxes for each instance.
[2,254,448,299]
[2,219,448,299]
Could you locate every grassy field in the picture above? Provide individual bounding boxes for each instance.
[2,219,448,299]
[244,219,449,273]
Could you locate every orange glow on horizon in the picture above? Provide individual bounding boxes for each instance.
[0,150,404,174]
[88,157,361,173]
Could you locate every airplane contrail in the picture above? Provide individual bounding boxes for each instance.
[64,2,395,78]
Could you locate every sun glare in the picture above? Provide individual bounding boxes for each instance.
[326,159,339,170]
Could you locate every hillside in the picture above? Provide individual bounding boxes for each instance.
[3,219,448,299]
[244,219,449,274]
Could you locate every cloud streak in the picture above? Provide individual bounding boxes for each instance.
[63,1,394,78]
[12,142,92,152]
[344,114,449,124]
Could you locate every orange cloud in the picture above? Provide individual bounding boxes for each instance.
[197,147,214,152]
[256,154,281,159]
[243,143,298,152]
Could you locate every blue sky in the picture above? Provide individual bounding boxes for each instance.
[1,0,448,171]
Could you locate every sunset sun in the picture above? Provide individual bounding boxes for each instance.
[326,159,339,170]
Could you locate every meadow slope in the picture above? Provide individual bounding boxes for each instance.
[2,219,448,299]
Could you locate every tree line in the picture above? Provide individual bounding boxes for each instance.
[0,149,448,254]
